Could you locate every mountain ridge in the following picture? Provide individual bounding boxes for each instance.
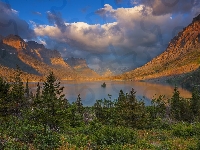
[115,14,200,81]
[0,34,100,81]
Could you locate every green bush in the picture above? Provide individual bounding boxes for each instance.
[91,125,137,147]
[0,117,61,150]
[172,123,200,137]
[33,130,61,150]
[3,139,29,150]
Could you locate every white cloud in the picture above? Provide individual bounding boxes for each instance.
[33,4,197,71]
[11,9,18,14]
[34,4,175,52]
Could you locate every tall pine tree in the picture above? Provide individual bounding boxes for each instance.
[34,72,68,131]
[170,86,181,120]
[10,65,25,116]
[0,76,10,117]
[191,86,200,120]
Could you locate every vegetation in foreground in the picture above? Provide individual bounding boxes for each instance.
[1,67,200,149]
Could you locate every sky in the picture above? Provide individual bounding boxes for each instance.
[0,0,200,74]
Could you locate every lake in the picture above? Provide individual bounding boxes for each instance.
[28,81,192,106]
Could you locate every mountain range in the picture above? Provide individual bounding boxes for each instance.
[0,35,99,81]
[0,14,199,82]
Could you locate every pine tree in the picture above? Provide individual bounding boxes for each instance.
[115,89,147,128]
[10,65,25,116]
[35,72,68,131]
[76,94,83,114]
[35,82,41,101]
[191,86,200,120]
[25,79,30,99]
[0,76,10,117]
[170,86,181,120]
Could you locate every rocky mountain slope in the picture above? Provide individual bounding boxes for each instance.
[65,57,99,78]
[117,14,200,81]
[0,35,99,81]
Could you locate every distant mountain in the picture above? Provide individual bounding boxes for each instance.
[116,14,200,81]
[0,34,99,81]
[65,57,100,78]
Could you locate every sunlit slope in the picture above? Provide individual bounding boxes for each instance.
[117,14,200,80]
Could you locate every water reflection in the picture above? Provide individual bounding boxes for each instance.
[28,81,191,106]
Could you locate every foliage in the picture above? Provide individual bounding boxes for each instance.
[0,76,10,117]
[115,89,148,128]
[32,72,69,131]
[9,65,25,116]
[191,86,200,121]
[0,116,61,150]
[172,122,200,137]
[1,72,200,149]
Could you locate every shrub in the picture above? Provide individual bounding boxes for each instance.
[91,125,137,148]
[172,122,200,137]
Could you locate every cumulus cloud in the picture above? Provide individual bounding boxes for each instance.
[95,4,113,16]
[34,3,198,73]
[0,1,35,39]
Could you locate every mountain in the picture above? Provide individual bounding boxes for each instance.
[65,57,100,78]
[0,34,99,81]
[117,14,200,81]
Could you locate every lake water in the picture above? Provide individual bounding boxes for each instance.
[28,81,191,106]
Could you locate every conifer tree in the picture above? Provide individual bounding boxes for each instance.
[171,86,181,120]
[0,76,10,117]
[25,79,30,99]
[35,72,68,131]
[76,94,83,114]
[191,86,200,120]
[10,65,25,116]
[115,89,147,128]
[35,82,41,102]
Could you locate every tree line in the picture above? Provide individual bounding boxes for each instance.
[0,66,200,149]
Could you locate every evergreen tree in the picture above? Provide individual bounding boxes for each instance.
[151,95,166,120]
[76,94,83,114]
[0,76,10,117]
[25,79,30,99]
[35,72,68,131]
[10,65,25,116]
[35,82,41,102]
[191,86,200,120]
[115,89,147,128]
[170,86,181,120]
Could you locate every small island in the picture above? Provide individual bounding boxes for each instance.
[101,82,106,88]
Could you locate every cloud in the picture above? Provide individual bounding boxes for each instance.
[95,4,113,16]
[11,9,18,14]
[34,4,198,73]
[47,11,66,32]
[32,11,42,16]
[138,0,200,15]
[0,1,35,39]
[130,0,139,5]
